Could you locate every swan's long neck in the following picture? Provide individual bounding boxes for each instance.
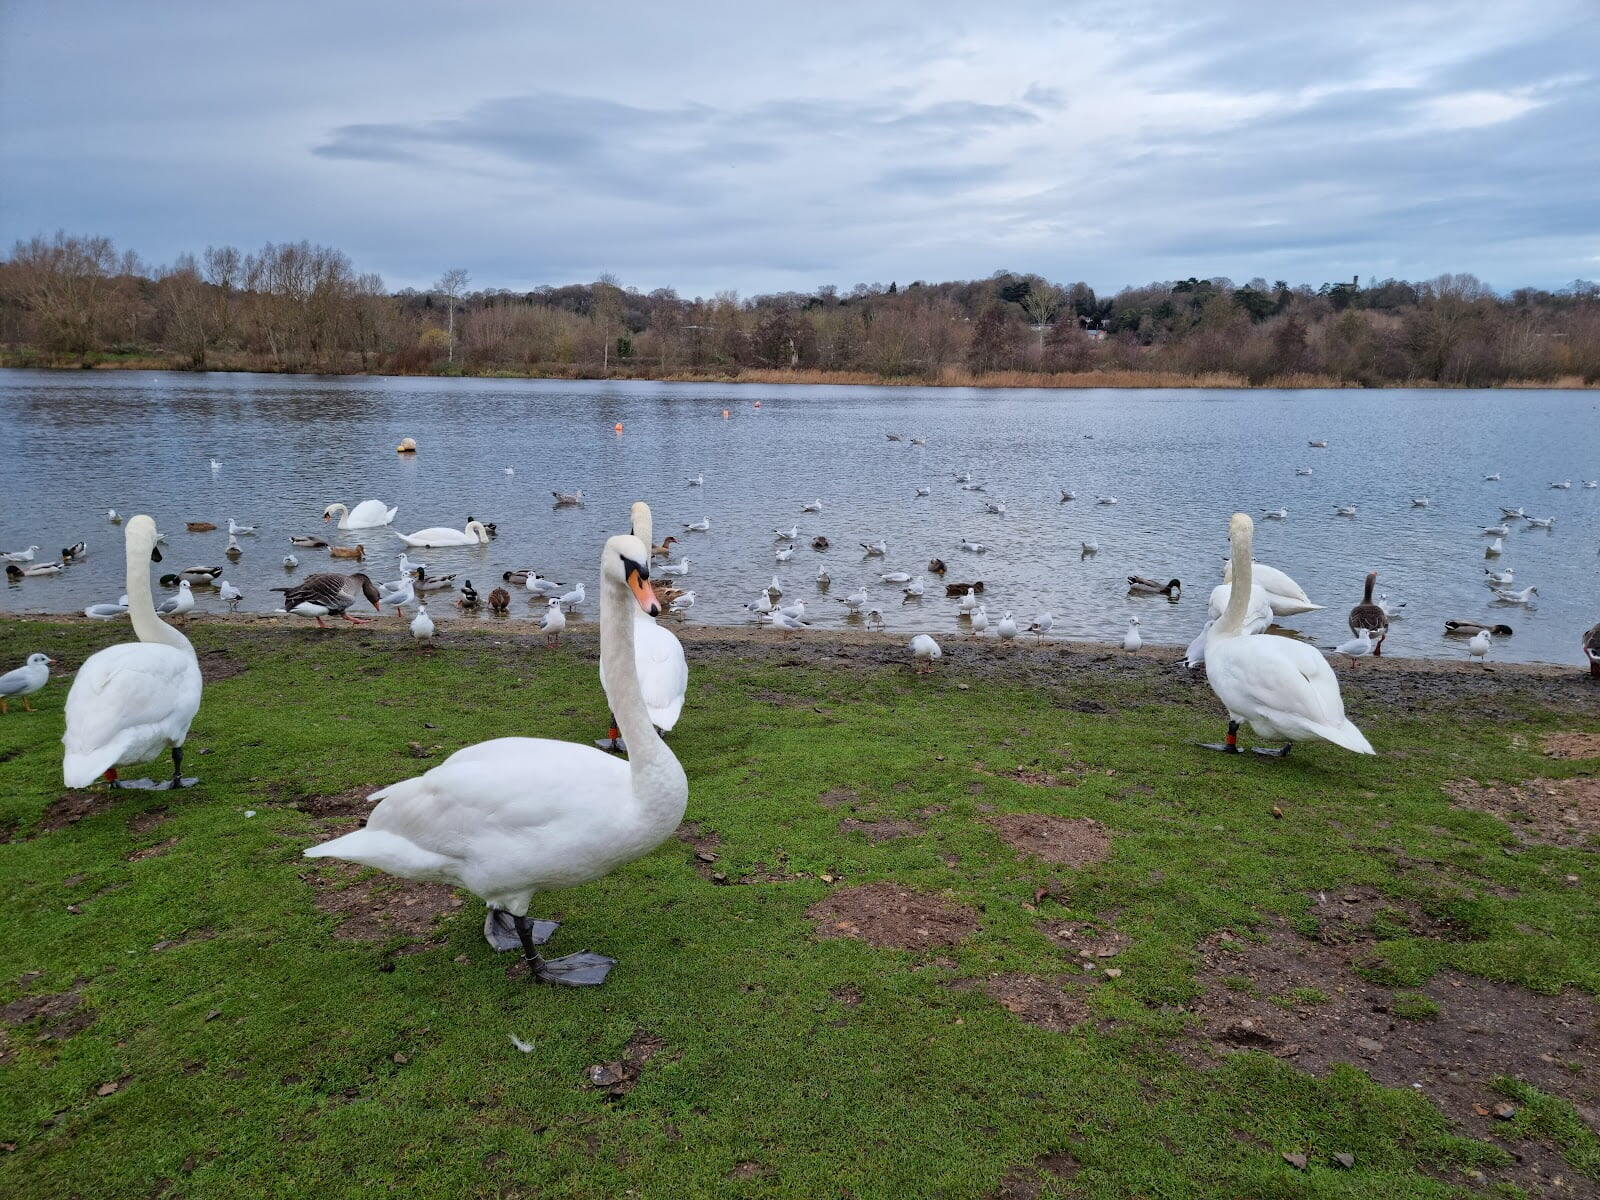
[126,538,192,656]
[598,569,687,824]
[1216,522,1254,638]
[331,504,349,528]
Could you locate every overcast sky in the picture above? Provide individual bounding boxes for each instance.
[2,0,1596,296]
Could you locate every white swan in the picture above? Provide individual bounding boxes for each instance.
[306,531,686,986]
[62,516,203,789]
[324,500,399,529]
[598,503,689,748]
[396,520,490,548]
[1203,513,1372,757]
[1184,581,1275,669]
[1222,558,1323,615]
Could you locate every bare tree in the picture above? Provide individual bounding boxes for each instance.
[435,268,470,363]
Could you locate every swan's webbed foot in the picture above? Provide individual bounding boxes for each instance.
[485,908,557,951]
[1253,743,1293,758]
[532,952,616,987]
[151,776,201,790]
[1201,721,1242,753]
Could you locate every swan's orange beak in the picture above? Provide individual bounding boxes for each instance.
[626,565,660,617]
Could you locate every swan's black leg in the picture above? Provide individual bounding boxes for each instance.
[157,745,199,789]
[485,906,556,951]
[514,913,615,987]
[1201,720,1242,753]
[1253,743,1293,758]
[594,715,626,753]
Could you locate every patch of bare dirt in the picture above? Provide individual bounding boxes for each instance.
[831,985,864,1006]
[988,814,1113,868]
[127,806,171,833]
[976,760,1097,788]
[126,837,179,862]
[0,983,93,1042]
[817,787,860,809]
[582,1030,671,1099]
[978,974,1091,1034]
[304,862,466,942]
[197,649,247,682]
[1541,732,1600,759]
[1447,777,1600,848]
[809,884,977,949]
[292,787,380,819]
[1186,924,1600,1148]
[837,817,921,842]
[728,1161,770,1181]
[1043,922,1129,962]
[989,1151,1081,1199]
[675,821,723,879]
[1303,886,1455,945]
[35,792,113,833]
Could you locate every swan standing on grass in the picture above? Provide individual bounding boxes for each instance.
[396,520,490,548]
[1202,513,1373,758]
[598,503,689,753]
[62,516,203,789]
[306,532,686,987]
[323,501,398,529]
[0,654,54,713]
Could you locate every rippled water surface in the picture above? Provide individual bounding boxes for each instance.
[1,369,1596,665]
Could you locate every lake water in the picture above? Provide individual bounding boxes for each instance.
[0,369,1595,666]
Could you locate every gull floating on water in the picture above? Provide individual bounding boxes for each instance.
[228,518,257,536]
[915,486,931,497]
[1096,495,1118,505]
[1080,540,1100,556]
[1525,515,1556,529]
[1308,440,1328,448]
[683,517,711,532]
[1410,497,1430,508]
[880,570,912,584]
[901,576,925,601]
[1295,467,1314,476]
[960,539,989,553]
[775,546,794,563]
[1485,537,1503,558]
[1550,480,1572,489]
[1484,567,1514,586]
[1483,473,1501,481]
[1262,508,1287,520]
[1334,505,1357,517]
[1,546,40,563]
[1492,585,1538,605]
[1060,489,1076,501]
[1499,506,1526,519]
[983,499,1008,515]
[1482,524,1509,537]
[686,474,704,487]
[861,540,887,556]
[107,509,121,523]
[800,499,823,513]
[656,558,690,577]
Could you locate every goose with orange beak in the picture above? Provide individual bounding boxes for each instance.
[305,532,686,986]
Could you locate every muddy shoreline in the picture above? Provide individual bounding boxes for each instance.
[6,611,1597,713]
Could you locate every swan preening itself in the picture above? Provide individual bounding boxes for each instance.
[306,530,687,987]
[62,516,204,789]
[1202,513,1373,757]
[323,500,399,529]
[396,520,490,548]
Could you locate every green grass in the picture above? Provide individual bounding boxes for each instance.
[1,619,1597,1198]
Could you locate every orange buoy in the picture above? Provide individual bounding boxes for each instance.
[753,401,762,408]
[613,422,624,433]
[721,409,730,418]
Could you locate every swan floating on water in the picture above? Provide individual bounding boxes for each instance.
[396,520,490,548]
[1222,558,1323,616]
[63,516,203,789]
[323,501,398,529]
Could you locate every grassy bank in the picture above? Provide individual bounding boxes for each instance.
[3,352,1595,391]
[1,617,1598,1199]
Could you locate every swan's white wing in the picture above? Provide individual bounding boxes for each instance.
[1210,637,1372,752]
[62,644,201,785]
[348,499,394,527]
[632,614,688,730]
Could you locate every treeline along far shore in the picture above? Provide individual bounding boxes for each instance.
[3,231,1598,389]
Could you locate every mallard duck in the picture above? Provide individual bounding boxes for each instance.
[927,558,947,575]
[413,568,457,593]
[186,521,217,533]
[503,568,533,584]
[457,580,480,609]
[944,580,984,596]
[811,536,830,551]
[329,544,366,561]
[61,542,88,562]
[1348,571,1388,653]
[176,565,223,584]
[290,535,329,549]
[1127,576,1180,597]
[273,572,384,627]
[1584,622,1600,678]
[488,587,511,614]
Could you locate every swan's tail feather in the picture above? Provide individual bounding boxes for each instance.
[304,827,454,876]
[1316,719,1375,755]
[63,745,122,789]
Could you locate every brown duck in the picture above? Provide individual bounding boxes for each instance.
[1585,622,1600,679]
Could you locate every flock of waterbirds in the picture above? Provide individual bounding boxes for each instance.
[2,420,1599,985]
[4,430,1599,679]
